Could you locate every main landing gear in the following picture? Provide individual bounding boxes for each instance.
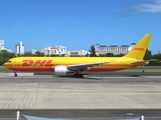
[14,71,17,77]
[74,73,84,78]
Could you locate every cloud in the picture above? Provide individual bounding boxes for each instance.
[118,0,161,16]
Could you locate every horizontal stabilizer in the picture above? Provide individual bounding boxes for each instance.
[131,59,157,65]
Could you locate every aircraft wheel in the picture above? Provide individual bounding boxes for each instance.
[74,73,84,78]
[14,72,17,77]
[79,74,84,78]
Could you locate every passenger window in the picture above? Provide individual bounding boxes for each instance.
[7,60,11,63]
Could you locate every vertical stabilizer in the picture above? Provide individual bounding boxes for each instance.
[123,34,152,60]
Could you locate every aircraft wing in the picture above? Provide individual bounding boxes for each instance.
[131,59,157,65]
[67,61,110,71]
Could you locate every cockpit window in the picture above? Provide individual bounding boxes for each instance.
[7,60,11,63]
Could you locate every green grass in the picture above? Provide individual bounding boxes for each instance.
[117,69,161,72]
[0,66,12,72]
[117,66,161,72]
[133,66,161,69]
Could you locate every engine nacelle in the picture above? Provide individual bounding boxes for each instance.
[54,66,74,75]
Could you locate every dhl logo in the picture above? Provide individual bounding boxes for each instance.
[133,47,145,51]
[22,60,54,66]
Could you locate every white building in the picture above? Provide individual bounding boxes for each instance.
[128,43,136,51]
[0,39,13,52]
[15,41,25,55]
[41,46,67,56]
[95,44,108,55]
[66,50,89,56]
[31,49,37,54]
[0,40,4,50]
[95,43,136,55]
[118,45,129,54]
[108,45,119,55]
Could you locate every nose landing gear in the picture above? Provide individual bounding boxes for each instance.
[14,71,17,77]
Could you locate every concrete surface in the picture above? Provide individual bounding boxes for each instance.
[0,73,161,109]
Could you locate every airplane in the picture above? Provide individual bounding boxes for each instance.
[3,34,156,77]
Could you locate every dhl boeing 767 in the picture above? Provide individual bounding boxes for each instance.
[3,34,156,77]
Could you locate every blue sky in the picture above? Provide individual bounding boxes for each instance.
[0,0,161,54]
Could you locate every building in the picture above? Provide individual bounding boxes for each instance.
[95,44,108,55]
[15,41,25,55]
[118,45,130,54]
[0,40,4,50]
[41,46,67,56]
[66,50,89,56]
[31,49,37,54]
[128,43,136,51]
[108,45,119,55]
[95,43,136,55]
[0,39,13,52]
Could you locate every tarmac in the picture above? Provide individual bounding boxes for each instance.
[0,72,161,109]
[0,72,161,119]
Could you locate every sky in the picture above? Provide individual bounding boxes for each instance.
[0,0,161,54]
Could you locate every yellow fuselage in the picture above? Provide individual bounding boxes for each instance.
[3,57,144,72]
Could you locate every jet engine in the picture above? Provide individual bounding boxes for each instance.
[54,66,74,75]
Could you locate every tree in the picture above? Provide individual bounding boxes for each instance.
[84,53,89,57]
[144,49,152,60]
[0,50,16,65]
[106,53,114,57]
[151,53,161,66]
[24,51,33,56]
[99,54,106,57]
[115,53,125,57]
[89,45,96,57]
[143,49,156,66]
[35,51,44,56]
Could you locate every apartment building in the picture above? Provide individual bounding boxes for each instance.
[95,43,136,55]
[15,41,25,55]
[41,46,66,56]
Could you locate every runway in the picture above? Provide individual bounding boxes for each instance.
[0,73,161,109]
[0,72,161,119]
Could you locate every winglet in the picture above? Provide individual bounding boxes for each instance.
[123,34,152,60]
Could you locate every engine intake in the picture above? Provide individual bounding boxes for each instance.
[54,66,74,75]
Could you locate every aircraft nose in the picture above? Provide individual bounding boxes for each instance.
[3,62,12,68]
[3,62,7,67]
